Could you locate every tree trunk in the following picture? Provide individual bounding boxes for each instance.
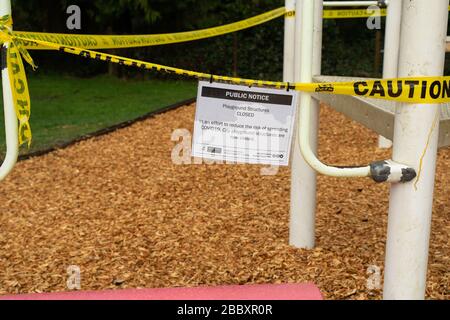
[374,30,382,77]
[107,26,121,77]
[233,33,238,77]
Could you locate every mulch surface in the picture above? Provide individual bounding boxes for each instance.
[0,103,448,300]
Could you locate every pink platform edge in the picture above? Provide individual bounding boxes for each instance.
[0,283,322,300]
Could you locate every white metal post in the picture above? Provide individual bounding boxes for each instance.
[289,0,323,249]
[378,0,402,149]
[383,0,448,300]
[283,0,296,82]
[0,0,19,181]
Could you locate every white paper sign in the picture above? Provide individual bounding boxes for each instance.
[192,81,297,166]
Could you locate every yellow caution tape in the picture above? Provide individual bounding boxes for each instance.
[2,7,450,147]
[324,8,387,19]
[7,42,33,146]
[15,35,450,105]
[14,7,286,50]
[9,6,450,52]
[285,10,296,18]
[288,8,388,20]
[12,7,388,51]
[0,15,34,146]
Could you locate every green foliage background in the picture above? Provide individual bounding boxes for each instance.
[10,0,450,80]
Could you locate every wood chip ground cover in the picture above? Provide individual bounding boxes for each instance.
[0,104,448,300]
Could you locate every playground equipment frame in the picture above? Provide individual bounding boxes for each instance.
[287,0,448,300]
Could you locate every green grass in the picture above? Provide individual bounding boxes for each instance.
[0,74,197,157]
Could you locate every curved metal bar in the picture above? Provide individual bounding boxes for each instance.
[299,0,371,179]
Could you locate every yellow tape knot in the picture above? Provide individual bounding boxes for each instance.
[0,15,13,43]
[0,15,37,70]
[0,14,35,147]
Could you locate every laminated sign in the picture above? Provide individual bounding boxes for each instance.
[192,81,298,166]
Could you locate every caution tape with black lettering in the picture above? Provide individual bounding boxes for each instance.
[323,8,387,19]
[0,15,34,146]
[19,34,450,105]
[14,7,286,50]
[10,7,400,51]
[2,10,450,148]
[10,6,450,52]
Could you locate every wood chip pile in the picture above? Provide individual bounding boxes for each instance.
[0,103,448,299]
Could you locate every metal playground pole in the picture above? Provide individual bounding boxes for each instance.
[378,0,403,148]
[383,0,449,300]
[283,0,296,82]
[289,0,323,249]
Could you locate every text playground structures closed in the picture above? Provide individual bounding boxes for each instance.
[192,81,298,166]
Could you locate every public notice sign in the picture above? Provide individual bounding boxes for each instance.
[192,81,298,166]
